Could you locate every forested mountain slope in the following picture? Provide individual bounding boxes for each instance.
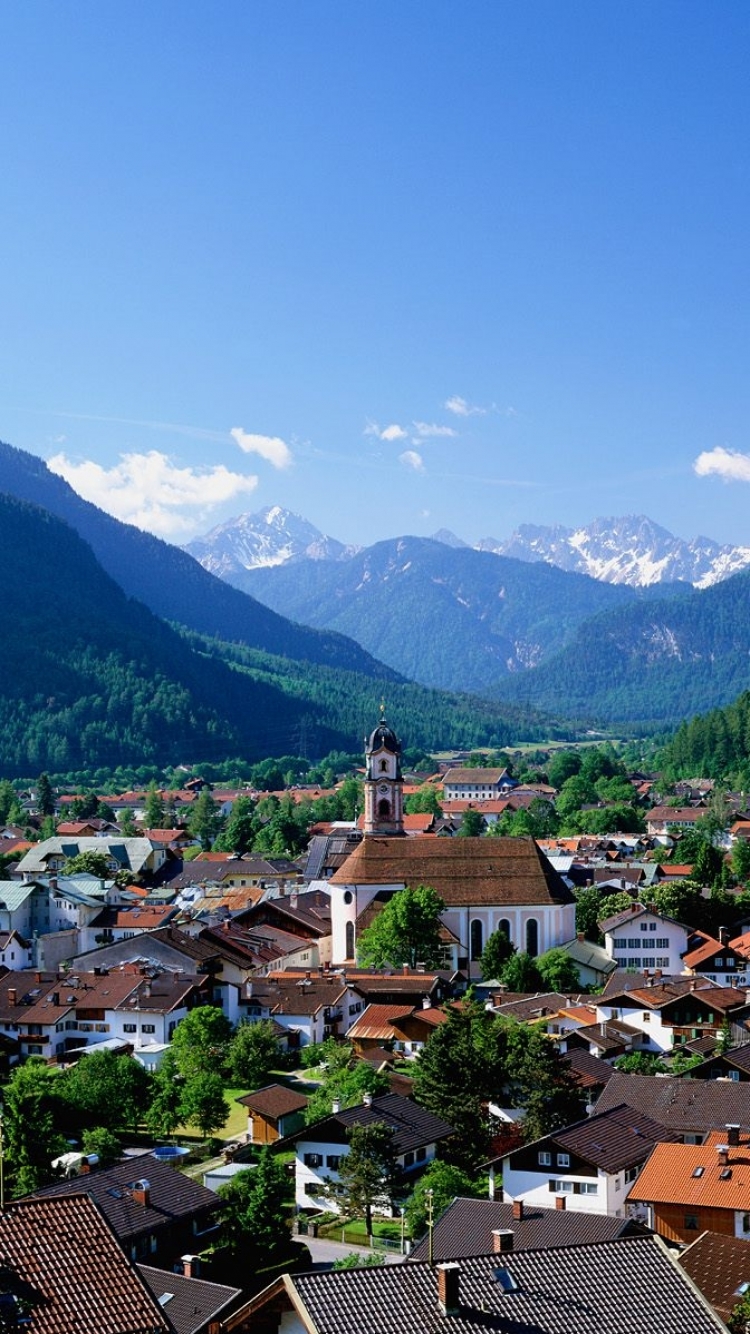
[0,441,394,677]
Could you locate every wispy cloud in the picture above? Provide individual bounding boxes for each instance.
[444,395,486,417]
[399,450,425,472]
[364,421,409,442]
[48,449,259,538]
[694,446,750,484]
[412,421,457,439]
[231,426,292,469]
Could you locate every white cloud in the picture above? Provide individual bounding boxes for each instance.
[48,449,259,538]
[399,450,425,472]
[412,421,457,439]
[444,395,486,417]
[364,421,409,441]
[231,426,292,469]
[694,446,750,484]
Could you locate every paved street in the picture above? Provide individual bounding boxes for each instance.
[293,1235,405,1269]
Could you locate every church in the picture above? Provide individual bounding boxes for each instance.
[325,714,576,974]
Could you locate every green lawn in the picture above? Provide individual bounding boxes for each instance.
[172,1085,250,1142]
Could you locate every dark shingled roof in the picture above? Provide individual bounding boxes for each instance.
[543,1103,679,1173]
[409,1197,648,1262]
[29,1156,218,1243]
[138,1265,241,1334]
[236,1082,308,1117]
[678,1230,750,1324]
[562,1046,618,1090]
[0,1193,170,1333]
[595,1071,750,1132]
[284,1092,454,1155]
[330,835,574,907]
[257,1234,726,1334]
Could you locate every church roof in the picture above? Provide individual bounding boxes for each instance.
[329,835,574,907]
[366,721,401,754]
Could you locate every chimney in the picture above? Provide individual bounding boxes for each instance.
[362,1092,373,1107]
[555,1194,567,1210]
[726,1124,741,1147]
[719,926,730,946]
[577,932,584,943]
[436,1263,460,1315]
[52,992,60,1006]
[403,964,410,975]
[36,971,43,984]
[690,978,697,992]
[132,1179,150,1207]
[654,969,662,981]
[492,1229,514,1253]
[332,1099,341,1114]
[717,1145,729,1167]
[305,970,311,982]
[181,1255,200,1279]
[423,996,431,1009]
[7,989,16,1007]
[512,1199,524,1221]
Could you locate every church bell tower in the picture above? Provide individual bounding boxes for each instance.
[363,706,405,836]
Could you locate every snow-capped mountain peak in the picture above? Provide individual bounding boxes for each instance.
[184,506,359,576]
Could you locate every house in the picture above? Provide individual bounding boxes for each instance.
[77,902,179,953]
[684,926,750,986]
[230,1233,727,1334]
[14,836,166,880]
[408,1194,648,1263]
[286,1091,454,1214]
[346,1000,448,1056]
[0,1192,171,1333]
[599,902,690,976]
[498,1103,677,1216]
[557,933,617,988]
[595,976,749,1054]
[628,1126,750,1244]
[689,1043,750,1082]
[236,1082,308,1144]
[442,768,518,801]
[0,928,32,969]
[646,806,708,836]
[239,973,366,1048]
[595,1070,750,1142]
[30,1156,220,1268]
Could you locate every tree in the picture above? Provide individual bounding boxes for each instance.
[574,887,605,942]
[62,1050,151,1132]
[229,1019,282,1088]
[480,928,516,981]
[188,788,221,850]
[413,1002,505,1171]
[614,1052,667,1075]
[732,837,750,883]
[145,1050,184,1139]
[63,850,112,879]
[179,1070,229,1139]
[144,782,165,828]
[170,1006,233,1079]
[119,807,137,837]
[304,1060,389,1126]
[499,952,543,992]
[536,948,581,992]
[357,885,446,970]
[405,785,443,816]
[546,750,582,790]
[404,1159,480,1240]
[214,795,258,855]
[219,1150,292,1263]
[36,772,54,817]
[457,808,485,837]
[329,1122,401,1237]
[503,1024,583,1141]
[81,1126,122,1168]
[728,1288,750,1334]
[3,1058,67,1196]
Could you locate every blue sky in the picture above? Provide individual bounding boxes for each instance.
[2,2,750,547]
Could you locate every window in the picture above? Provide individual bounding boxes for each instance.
[538,1151,552,1166]
[556,1153,570,1167]
[304,1182,320,1195]
[742,1214,750,1233]
[579,1182,598,1195]
[526,919,539,957]
[470,919,484,961]
[642,1012,650,1022]
[640,923,648,932]
[416,1147,426,1162]
[142,1024,156,1034]
[624,1166,638,1183]
[641,939,655,950]
[727,956,735,966]
[345,922,355,959]
[656,957,670,968]
[549,1180,574,1192]
[403,1152,414,1168]
[303,1153,323,1169]
[684,1214,699,1230]
[123,1023,137,1034]
[326,1155,341,1170]
[655,938,669,949]
[649,922,657,931]
[627,939,641,950]
[627,958,641,969]
[498,919,511,943]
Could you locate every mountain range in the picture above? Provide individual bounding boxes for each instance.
[0,442,537,773]
[186,507,750,590]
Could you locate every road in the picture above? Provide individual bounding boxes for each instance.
[292,1235,405,1269]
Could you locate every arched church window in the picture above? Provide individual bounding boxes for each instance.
[526,918,539,957]
[345,921,355,960]
[380,759,388,772]
[499,918,511,943]
[470,919,484,961]
[378,799,391,819]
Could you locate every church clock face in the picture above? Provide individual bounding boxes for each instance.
[379,783,389,792]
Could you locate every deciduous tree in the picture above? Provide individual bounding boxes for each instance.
[357,885,446,970]
[329,1122,401,1237]
[171,1006,233,1079]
